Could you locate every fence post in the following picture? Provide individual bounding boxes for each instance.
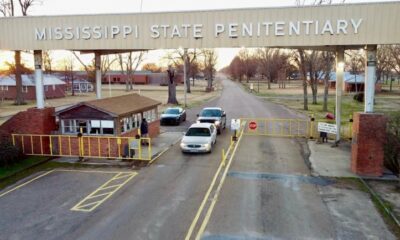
[148,138,152,161]
[309,114,315,139]
[77,132,83,160]
[349,116,353,140]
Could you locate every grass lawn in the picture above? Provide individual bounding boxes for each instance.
[0,156,50,180]
[241,80,400,124]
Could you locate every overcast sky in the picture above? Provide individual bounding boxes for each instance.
[1,0,397,70]
[28,0,397,16]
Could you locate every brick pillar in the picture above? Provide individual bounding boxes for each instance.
[351,112,387,176]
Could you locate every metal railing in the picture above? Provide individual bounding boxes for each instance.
[11,134,152,161]
[240,118,310,138]
[239,117,353,140]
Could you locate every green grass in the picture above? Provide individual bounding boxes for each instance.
[0,156,49,180]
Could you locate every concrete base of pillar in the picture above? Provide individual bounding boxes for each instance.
[351,112,387,176]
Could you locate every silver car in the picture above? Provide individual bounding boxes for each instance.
[180,123,217,153]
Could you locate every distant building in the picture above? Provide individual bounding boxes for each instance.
[71,80,94,93]
[0,74,66,100]
[329,72,382,93]
[102,71,184,85]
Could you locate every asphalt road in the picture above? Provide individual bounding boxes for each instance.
[0,76,393,240]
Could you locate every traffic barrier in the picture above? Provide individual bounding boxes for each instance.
[240,118,310,138]
[11,134,152,161]
[239,117,353,140]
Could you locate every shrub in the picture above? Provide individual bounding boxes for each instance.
[0,139,23,167]
[384,112,400,176]
[353,92,364,102]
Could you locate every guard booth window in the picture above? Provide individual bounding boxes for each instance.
[61,119,114,135]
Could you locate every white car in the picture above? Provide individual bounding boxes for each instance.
[180,123,217,153]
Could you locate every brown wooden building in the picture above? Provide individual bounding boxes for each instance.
[56,94,161,138]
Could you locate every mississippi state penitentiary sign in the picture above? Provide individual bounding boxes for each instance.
[0,2,399,50]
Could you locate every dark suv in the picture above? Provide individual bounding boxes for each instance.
[196,107,227,134]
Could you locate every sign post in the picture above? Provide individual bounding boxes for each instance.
[231,119,241,141]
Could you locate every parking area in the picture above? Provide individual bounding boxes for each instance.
[0,169,137,240]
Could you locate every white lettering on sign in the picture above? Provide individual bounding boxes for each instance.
[33,19,363,41]
[318,122,337,134]
[34,25,139,40]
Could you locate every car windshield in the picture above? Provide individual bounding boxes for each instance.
[185,127,211,137]
[200,109,221,117]
[165,109,180,114]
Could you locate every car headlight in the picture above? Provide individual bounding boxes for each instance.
[202,143,210,148]
[180,143,186,148]
[215,121,221,126]
[196,120,200,123]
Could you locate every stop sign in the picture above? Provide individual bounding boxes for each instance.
[249,121,257,130]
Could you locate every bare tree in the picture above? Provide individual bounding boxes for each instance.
[390,45,400,75]
[61,56,76,96]
[117,51,145,91]
[72,51,95,83]
[293,49,309,110]
[0,0,14,16]
[295,0,345,110]
[43,51,53,74]
[19,0,42,16]
[228,56,244,81]
[201,49,218,91]
[321,51,335,111]
[166,66,179,104]
[100,55,118,86]
[256,48,289,90]
[142,63,162,73]
[238,49,257,82]
[165,49,200,93]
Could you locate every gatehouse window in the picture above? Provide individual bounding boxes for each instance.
[143,109,157,122]
[61,119,114,135]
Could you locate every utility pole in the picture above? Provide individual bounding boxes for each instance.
[183,48,188,107]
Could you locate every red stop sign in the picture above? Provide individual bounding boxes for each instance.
[249,121,257,130]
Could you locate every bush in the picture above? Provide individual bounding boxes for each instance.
[0,140,23,167]
[384,112,400,176]
[353,92,364,102]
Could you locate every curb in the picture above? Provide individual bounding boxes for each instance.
[359,177,400,228]
[148,134,183,165]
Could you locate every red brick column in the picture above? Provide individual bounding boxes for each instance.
[351,112,387,176]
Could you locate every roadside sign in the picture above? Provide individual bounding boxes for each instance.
[231,119,241,131]
[249,121,257,130]
[318,122,337,134]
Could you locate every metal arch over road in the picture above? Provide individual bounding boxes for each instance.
[1,2,400,50]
